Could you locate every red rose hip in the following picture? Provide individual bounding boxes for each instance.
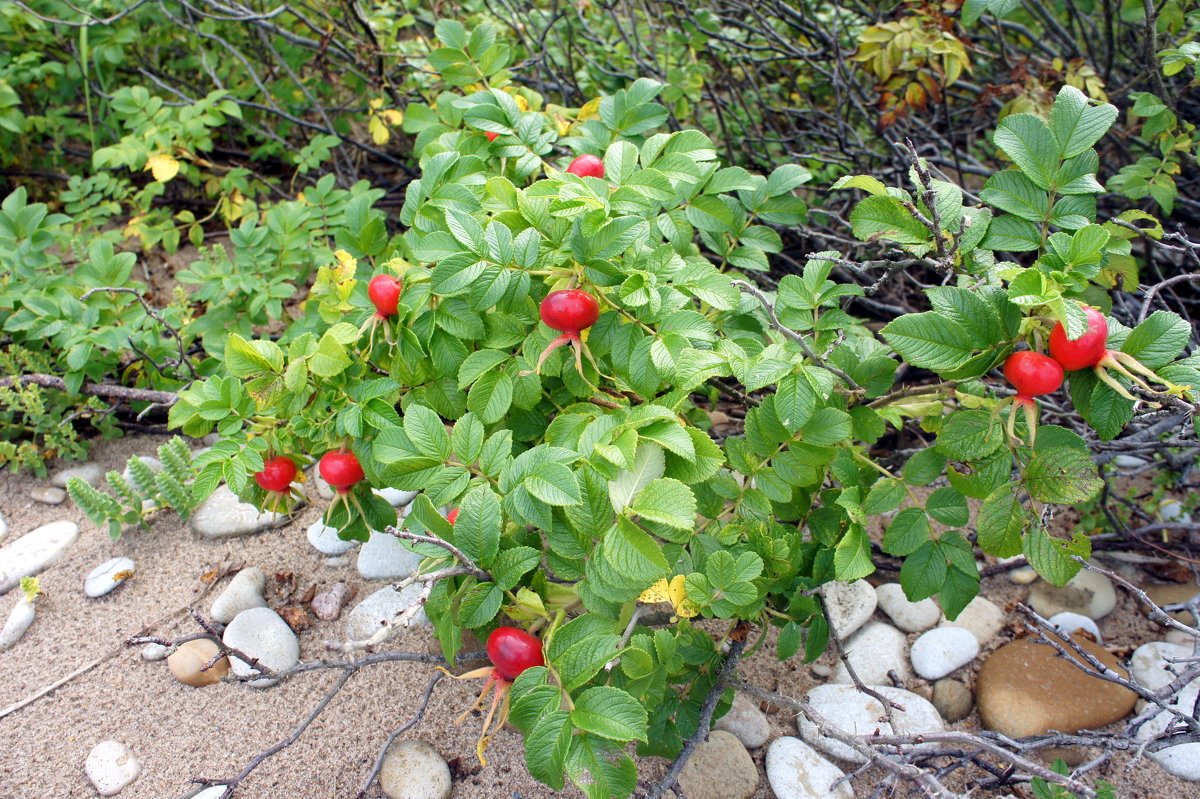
[1049,306,1108,371]
[254,456,297,493]
[486,627,544,681]
[1004,351,1064,399]
[319,450,364,493]
[539,290,599,335]
[368,274,403,318]
[565,154,604,178]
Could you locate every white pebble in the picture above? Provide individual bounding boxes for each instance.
[85,740,142,796]
[307,521,356,555]
[823,579,876,638]
[189,485,293,538]
[140,643,169,661]
[209,567,267,624]
[0,597,36,652]
[765,736,854,799]
[830,622,910,685]
[377,487,419,507]
[938,595,1005,645]
[910,627,979,680]
[84,557,136,598]
[357,530,421,581]
[1130,642,1194,692]
[30,486,67,505]
[875,583,942,632]
[51,462,106,487]
[1047,611,1102,643]
[222,607,300,688]
[0,520,80,595]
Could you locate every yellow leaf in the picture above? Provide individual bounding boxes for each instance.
[381,109,404,125]
[146,153,180,182]
[513,94,529,112]
[370,116,390,145]
[369,97,384,110]
[333,249,358,275]
[577,96,602,121]
[637,575,699,622]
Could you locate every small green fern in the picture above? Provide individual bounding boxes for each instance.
[66,437,201,539]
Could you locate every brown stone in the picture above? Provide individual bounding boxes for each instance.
[167,639,229,687]
[1140,582,1200,624]
[932,678,973,723]
[976,635,1136,738]
[676,730,758,799]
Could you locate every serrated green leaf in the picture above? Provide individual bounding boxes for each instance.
[572,686,649,742]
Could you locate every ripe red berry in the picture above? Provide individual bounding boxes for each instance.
[485,131,499,142]
[539,290,599,335]
[254,456,297,493]
[368,274,403,318]
[565,154,604,178]
[319,450,364,493]
[1004,351,1064,399]
[486,627,544,681]
[446,507,459,524]
[1049,306,1109,371]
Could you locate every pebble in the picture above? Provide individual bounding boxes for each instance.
[1112,455,1148,469]
[345,584,430,641]
[797,684,944,764]
[377,487,419,507]
[0,520,80,594]
[1028,568,1116,620]
[379,740,452,799]
[1166,629,1195,646]
[358,530,422,581]
[676,729,759,799]
[312,582,354,621]
[765,736,854,799]
[1158,498,1191,523]
[875,583,942,632]
[1141,582,1200,624]
[222,607,300,688]
[1135,681,1200,780]
[167,639,229,687]
[0,596,36,652]
[910,627,979,680]
[311,470,335,501]
[715,693,771,748]
[323,555,352,568]
[931,678,973,723]
[1130,642,1194,692]
[306,521,356,556]
[0,511,6,544]
[50,462,106,487]
[122,455,163,485]
[189,484,292,538]
[140,643,169,661]
[83,557,136,598]
[823,579,876,638]
[210,567,268,624]
[85,740,142,796]
[191,789,230,799]
[1047,611,1102,643]
[975,634,1136,738]
[30,486,67,505]
[810,663,833,679]
[830,622,910,685]
[938,595,1004,646]
[998,555,1037,584]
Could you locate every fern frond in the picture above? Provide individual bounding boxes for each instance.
[106,470,142,511]
[156,471,196,519]
[127,456,158,495]
[159,437,193,481]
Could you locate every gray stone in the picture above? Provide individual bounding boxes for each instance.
[798,684,945,764]
[0,597,36,652]
[938,595,1004,646]
[310,469,335,501]
[1113,455,1148,469]
[910,627,979,680]
[765,736,854,799]
[222,607,300,688]
[345,584,430,642]
[931,678,973,723]
[875,582,941,632]
[85,740,141,796]
[323,555,352,568]
[30,486,66,505]
[377,487,419,507]
[210,567,267,624]
[51,462,106,488]
[0,520,80,594]
[1135,681,1200,780]
[189,485,292,538]
[307,521,356,556]
[0,511,6,544]
[312,582,353,621]
[1028,568,1116,620]
[1047,611,1102,643]
[831,622,910,685]
[824,579,876,638]
[676,730,759,799]
[1130,642,1194,692]
[357,530,422,581]
[714,692,771,748]
[84,557,136,598]
[140,643,169,661]
[379,740,451,799]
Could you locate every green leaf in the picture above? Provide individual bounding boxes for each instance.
[1122,311,1190,368]
[467,369,514,424]
[849,195,931,246]
[901,540,948,602]
[525,710,572,790]
[925,486,969,526]
[881,312,974,372]
[525,462,582,506]
[883,508,931,557]
[685,195,735,232]
[630,478,696,535]
[834,525,875,581]
[981,214,1041,251]
[1024,447,1101,503]
[774,374,817,432]
[458,582,503,628]
[980,170,1049,223]
[1048,86,1118,159]
[939,566,980,620]
[566,735,637,799]
[902,448,946,486]
[607,443,665,511]
[1024,525,1090,586]
[936,410,1003,460]
[993,113,1060,190]
[571,686,649,742]
[976,483,1029,558]
[606,517,669,584]
[455,483,501,568]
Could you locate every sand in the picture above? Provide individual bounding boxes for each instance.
[0,434,1190,798]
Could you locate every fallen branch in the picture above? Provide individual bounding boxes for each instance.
[0,374,178,406]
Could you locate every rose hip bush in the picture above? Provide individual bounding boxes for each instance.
[165,20,1198,799]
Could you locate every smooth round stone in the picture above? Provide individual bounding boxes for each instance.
[1158,499,1191,523]
[379,740,451,799]
[0,598,36,652]
[85,740,141,796]
[307,521,356,556]
[191,789,230,799]
[910,627,979,680]
[1141,582,1200,624]
[931,678,973,723]
[189,485,291,538]
[1028,568,1116,621]
[831,622,910,685]
[1130,642,1193,692]
[824,579,876,638]
[357,530,422,581]
[676,730,759,799]
[1113,455,1148,469]
[311,582,354,621]
[1136,682,1200,780]
[1165,629,1195,646]
[51,462,106,487]
[84,557,136,598]
[30,486,66,505]
[223,607,300,688]
[209,567,267,624]
[938,595,1004,646]
[0,511,7,544]
[765,736,853,799]
[998,555,1037,584]
[0,520,80,594]
[377,487,419,508]
[345,584,430,641]
[875,583,941,632]
[1048,611,1102,643]
[122,455,163,484]
[714,692,771,748]
[167,639,229,687]
[797,685,944,764]
[976,634,1136,738]
[140,643,169,661]
[310,469,336,501]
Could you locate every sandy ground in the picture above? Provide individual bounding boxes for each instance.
[0,433,1191,799]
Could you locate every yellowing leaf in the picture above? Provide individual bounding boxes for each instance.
[513,94,529,112]
[578,96,602,121]
[333,249,357,274]
[369,115,390,145]
[146,153,180,182]
[369,97,384,110]
[381,109,403,125]
[637,575,699,622]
